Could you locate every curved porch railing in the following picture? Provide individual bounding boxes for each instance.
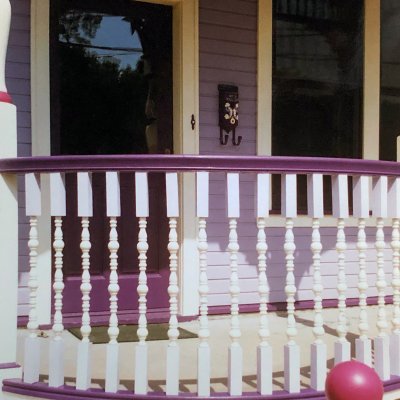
[2,155,400,399]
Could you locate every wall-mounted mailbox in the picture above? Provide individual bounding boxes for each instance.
[218,84,241,146]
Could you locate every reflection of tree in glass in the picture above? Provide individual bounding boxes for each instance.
[58,11,102,44]
[55,2,172,155]
[59,43,149,155]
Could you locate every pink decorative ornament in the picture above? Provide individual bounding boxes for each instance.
[325,360,384,400]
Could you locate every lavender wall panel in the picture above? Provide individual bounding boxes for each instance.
[199,0,258,306]
[5,0,31,315]
[199,0,257,153]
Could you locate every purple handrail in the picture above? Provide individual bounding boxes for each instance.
[0,154,400,176]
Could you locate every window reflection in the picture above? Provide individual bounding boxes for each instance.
[272,0,364,211]
[51,0,173,155]
[273,0,363,158]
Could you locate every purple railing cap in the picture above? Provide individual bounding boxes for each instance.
[0,155,400,176]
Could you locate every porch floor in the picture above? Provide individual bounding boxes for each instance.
[16,305,386,393]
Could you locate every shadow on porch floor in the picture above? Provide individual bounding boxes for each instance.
[16,305,385,393]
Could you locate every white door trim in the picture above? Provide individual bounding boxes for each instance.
[30,0,199,321]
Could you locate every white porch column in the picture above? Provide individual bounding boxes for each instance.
[0,0,11,99]
[0,0,22,394]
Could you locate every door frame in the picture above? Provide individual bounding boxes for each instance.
[31,0,200,323]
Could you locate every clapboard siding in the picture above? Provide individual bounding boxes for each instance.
[199,0,258,306]
[6,0,31,316]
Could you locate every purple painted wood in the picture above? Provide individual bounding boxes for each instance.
[0,363,20,370]
[2,379,327,399]
[4,377,400,399]
[2,155,400,176]
[16,296,396,327]
[208,295,395,315]
[200,0,257,17]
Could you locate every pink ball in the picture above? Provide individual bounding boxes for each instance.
[325,360,384,400]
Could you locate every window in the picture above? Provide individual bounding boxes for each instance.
[50,0,173,156]
[380,0,400,161]
[263,0,365,213]
[272,0,364,160]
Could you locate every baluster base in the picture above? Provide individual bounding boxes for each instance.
[76,341,91,390]
[49,338,64,387]
[334,341,350,365]
[197,345,210,397]
[105,342,119,393]
[355,338,372,367]
[228,344,243,396]
[257,344,272,395]
[284,343,300,393]
[310,342,326,391]
[375,335,390,380]
[23,336,40,384]
[134,344,148,394]
[166,345,179,396]
[390,333,400,375]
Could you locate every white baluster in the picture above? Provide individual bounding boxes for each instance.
[332,174,350,364]
[23,173,41,384]
[227,173,242,396]
[353,176,371,366]
[196,172,210,396]
[105,172,121,393]
[166,173,180,396]
[282,174,300,393]
[76,172,93,390]
[256,174,272,395]
[308,174,326,390]
[49,173,66,387]
[391,218,400,374]
[372,176,390,380]
[134,172,150,395]
[389,177,400,375]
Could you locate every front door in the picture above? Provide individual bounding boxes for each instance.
[50,0,173,318]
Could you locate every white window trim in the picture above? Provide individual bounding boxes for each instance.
[30,0,199,321]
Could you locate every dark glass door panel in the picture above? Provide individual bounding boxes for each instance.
[50,0,172,315]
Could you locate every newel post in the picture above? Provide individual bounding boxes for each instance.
[0,0,22,395]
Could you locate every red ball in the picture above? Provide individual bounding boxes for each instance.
[325,360,384,400]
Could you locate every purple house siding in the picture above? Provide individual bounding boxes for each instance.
[199,0,259,306]
[5,0,31,316]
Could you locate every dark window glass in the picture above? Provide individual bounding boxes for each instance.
[380,1,400,161]
[272,0,364,212]
[50,0,173,156]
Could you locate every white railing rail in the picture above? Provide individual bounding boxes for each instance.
[2,155,400,398]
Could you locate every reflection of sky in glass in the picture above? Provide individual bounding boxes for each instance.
[92,16,143,69]
[62,14,143,70]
